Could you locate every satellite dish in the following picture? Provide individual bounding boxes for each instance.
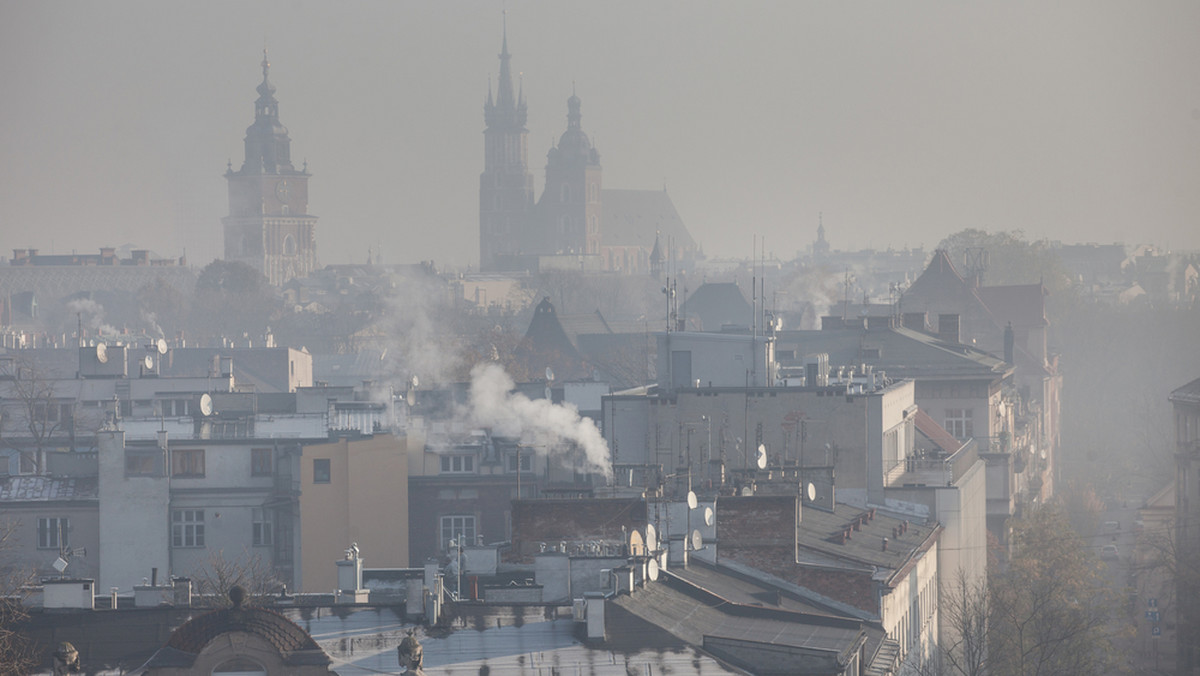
[691,530,703,551]
[95,343,108,364]
[645,523,657,552]
[199,393,214,417]
[156,338,168,355]
[143,355,154,371]
[410,374,419,389]
[756,444,768,470]
[741,486,753,496]
[687,491,698,510]
[629,530,644,557]
[545,366,555,382]
[806,482,817,502]
[647,557,660,581]
[704,507,715,527]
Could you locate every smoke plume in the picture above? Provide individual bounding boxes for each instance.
[467,362,612,479]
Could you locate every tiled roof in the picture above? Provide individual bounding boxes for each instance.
[600,189,695,250]
[913,409,963,455]
[0,475,98,502]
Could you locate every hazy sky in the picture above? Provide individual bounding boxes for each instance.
[2,1,1198,269]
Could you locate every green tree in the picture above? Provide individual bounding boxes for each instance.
[188,260,279,343]
[989,505,1122,676]
[936,229,1078,318]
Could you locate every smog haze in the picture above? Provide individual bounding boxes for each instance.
[2,0,1198,266]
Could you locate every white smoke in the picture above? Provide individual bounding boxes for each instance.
[467,362,612,479]
[68,298,117,336]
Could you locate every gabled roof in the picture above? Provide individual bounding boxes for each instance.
[976,284,1048,328]
[600,189,695,250]
[1171,377,1200,406]
[680,282,753,331]
[913,409,964,455]
[775,327,1011,382]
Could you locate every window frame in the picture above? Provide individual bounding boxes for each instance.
[171,449,205,477]
[439,455,475,474]
[171,509,205,548]
[944,408,974,440]
[37,517,68,550]
[440,514,477,551]
[252,507,273,547]
[251,448,272,477]
[313,458,331,484]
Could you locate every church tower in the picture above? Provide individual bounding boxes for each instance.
[223,51,317,286]
[479,19,535,271]
[538,89,602,256]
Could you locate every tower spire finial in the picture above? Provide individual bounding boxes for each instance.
[261,48,269,80]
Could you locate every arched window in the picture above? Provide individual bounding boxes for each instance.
[283,234,297,256]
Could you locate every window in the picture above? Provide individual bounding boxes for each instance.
[171,449,205,477]
[313,458,331,483]
[252,507,273,546]
[508,452,532,472]
[251,448,272,476]
[441,515,476,550]
[172,510,205,547]
[945,409,974,440]
[38,517,68,550]
[125,449,162,476]
[160,398,189,416]
[440,455,475,474]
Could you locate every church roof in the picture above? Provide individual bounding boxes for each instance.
[600,189,695,251]
[679,282,752,331]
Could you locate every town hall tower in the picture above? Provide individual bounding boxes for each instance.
[223,52,318,286]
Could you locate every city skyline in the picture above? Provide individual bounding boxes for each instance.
[2,1,1198,269]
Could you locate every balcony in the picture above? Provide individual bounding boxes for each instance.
[889,439,980,488]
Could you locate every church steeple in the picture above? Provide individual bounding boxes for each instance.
[224,52,317,287]
[485,12,527,130]
[241,49,293,175]
[479,15,535,271]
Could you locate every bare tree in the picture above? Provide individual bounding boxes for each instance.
[191,549,282,607]
[988,505,1123,676]
[0,517,37,675]
[0,353,81,475]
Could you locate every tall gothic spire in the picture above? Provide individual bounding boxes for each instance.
[485,12,526,129]
[242,50,292,174]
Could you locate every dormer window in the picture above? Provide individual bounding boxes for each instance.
[440,455,475,473]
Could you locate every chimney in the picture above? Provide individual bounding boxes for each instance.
[1004,322,1015,364]
[937,314,960,344]
[882,537,889,552]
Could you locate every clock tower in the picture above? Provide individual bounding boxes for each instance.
[223,51,317,286]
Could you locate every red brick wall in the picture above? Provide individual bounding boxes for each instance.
[510,498,646,560]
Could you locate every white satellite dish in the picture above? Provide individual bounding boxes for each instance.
[687,491,698,510]
[645,523,657,552]
[806,482,817,502]
[156,338,168,355]
[756,443,767,470]
[647,557,660,581]
[704,507,715,527]
[410,374,419,389]
[691,529,703,551]
[95,343,108,364]
[143,355,154,371]
[629,530,645,557]
[199,393,214,417]
[741,486,753,496]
